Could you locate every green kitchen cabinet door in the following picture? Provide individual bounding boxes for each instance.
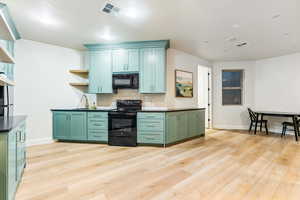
[88,51,100,93]
[53,112,70,140]
[187,111,197,137]
[197,110,205,136]
[98,50,113,93]
[16,130,23,181]
[166,113,178,144]
[179,112,188,140]
[140,48,166,93]
[89,50,113,94]
[70,112,87,140]
[112,49,128,73]
[128,49,139,72]
[112,49,139,73]
[8,129,17,200]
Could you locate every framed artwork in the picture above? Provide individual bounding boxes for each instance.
[175,70,193,98]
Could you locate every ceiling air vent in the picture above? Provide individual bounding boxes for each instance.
[236,42,247,47]
[102,2,120,14]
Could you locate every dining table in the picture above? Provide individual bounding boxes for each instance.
[253,110,300,141]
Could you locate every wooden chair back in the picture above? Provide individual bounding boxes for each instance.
[248,108,257,122]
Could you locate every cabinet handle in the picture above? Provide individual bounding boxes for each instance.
[146,125,156,127]
[18,131,21,142]
[92,123,103,126]
[145,137,155,140]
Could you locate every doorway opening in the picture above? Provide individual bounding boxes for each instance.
[198,65,212,129]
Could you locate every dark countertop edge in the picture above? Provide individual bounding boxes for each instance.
[51,108,206,112]
[0,115,27,133]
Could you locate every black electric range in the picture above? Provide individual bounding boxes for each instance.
[108,100,142,147]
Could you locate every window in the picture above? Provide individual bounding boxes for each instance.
[222,70,243,105]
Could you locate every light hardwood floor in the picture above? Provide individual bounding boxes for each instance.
[16,130,300,200]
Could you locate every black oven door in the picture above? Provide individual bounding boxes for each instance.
[108,112,137,147]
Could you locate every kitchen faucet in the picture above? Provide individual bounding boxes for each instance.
[79,94,90,109]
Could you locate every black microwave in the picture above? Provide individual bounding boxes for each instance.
[112,73,139,90]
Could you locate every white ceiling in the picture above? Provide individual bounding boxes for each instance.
[3,0,300,61]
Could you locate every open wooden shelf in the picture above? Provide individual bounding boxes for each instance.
[0,45,15,64]
[0,76,15,86]
[69,82,89,87]
[69,69,89,74]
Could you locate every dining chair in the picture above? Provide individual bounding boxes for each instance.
[247,108,269,134]
[281,120,300,137]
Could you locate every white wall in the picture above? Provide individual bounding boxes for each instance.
[212,61,256,129]
[14,39,83,146]
[212,52,300,133]
[254,53,300,132]
[166,49,211,107]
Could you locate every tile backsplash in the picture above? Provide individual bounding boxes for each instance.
[96,89,169,107]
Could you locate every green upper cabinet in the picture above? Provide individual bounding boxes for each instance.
[140,48,166,93]
[84,40,169,94]
[88,50,112,94]
[112,49,127,73]
[128,49,139,72]
[0,3,21,41]
[112,49,139,73]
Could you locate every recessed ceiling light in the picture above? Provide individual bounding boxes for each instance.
[272,14,281,19]
[284,33,289,37]
[232,24,240,28]
[203,41,209,44]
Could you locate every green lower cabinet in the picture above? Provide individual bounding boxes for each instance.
[52,110,204,146]
[8,129,17,200]
[52,111,108,142]
[137,113,166,145]
[53,112,70,140]
[69,112,87,140]
[0,119,27,200]
[53,111,87,141]
[165,112,179,144]
[137,110,205,146]
[87,112,108,142]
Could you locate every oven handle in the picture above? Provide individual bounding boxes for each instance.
[108,113,137,118]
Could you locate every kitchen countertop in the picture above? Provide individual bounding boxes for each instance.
[51,108,205,112]
[0,115,27,133]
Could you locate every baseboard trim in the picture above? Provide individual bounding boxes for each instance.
[26,138,54,147]
[213,124,294,135]
[213,125,249,130]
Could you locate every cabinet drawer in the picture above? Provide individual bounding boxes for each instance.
[88,132,108,142]
[138,121,164,131]
[88,118,107,123]
[88,121,107,130]
[138,134,164,144]
[88,112,108,119]
[137,112,165,120]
